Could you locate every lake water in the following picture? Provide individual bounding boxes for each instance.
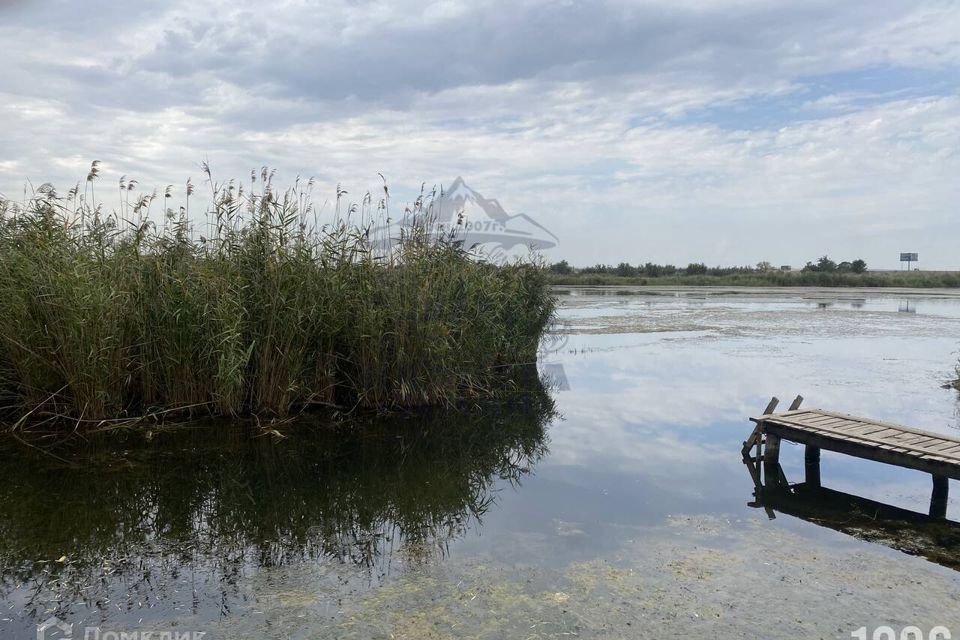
[4,286,960,639]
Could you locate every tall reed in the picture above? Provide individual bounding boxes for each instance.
[0,166,555,426]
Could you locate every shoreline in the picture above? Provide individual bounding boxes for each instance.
[553,284,960,299]
[548,272,960,289]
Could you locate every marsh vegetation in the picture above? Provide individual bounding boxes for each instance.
[548,259,960,288]
[0,165,555,427]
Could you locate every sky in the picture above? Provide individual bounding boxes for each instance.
[0,0,958,269]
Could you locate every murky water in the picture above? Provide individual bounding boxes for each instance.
[4,286,960,639]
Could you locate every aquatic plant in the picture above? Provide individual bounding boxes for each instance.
[0,165,555,426]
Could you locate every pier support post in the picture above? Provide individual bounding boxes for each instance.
[764,434,781,465]
[930,475,949,519]
[763,434,781,486]
[763,462,786,489]
[804,445,821,488]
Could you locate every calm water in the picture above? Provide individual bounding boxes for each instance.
[4,287,960,639]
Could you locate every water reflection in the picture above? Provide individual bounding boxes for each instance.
[6,288,960,637]
[0,391,553,630]
[899,299,918,313]
[744,453,960,570]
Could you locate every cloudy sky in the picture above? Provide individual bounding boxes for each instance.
[1,0,958,268]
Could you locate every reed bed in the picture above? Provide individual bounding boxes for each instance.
[0,165,555,427]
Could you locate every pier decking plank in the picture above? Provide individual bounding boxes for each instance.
[750,410,960,464]
[746,402,959,516]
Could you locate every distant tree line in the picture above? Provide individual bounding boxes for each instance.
[549,255,867,277]
[801,256,867,274]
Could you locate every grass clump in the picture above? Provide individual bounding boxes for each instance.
[0,166,555,427]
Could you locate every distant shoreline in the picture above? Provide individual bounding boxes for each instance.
[548,271,960,288]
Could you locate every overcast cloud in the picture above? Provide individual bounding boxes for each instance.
[1,0,958,267]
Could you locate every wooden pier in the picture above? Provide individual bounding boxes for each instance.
[743,396,958,518]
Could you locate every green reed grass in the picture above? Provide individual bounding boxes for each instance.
[0,166,555,427]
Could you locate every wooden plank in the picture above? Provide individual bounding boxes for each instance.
[774,425,954,463]
[921,454,958,464]
[835,422,901,436]
[892,438,960,456]
[754,407,960,476]
[800,415,852,427]
[852,433,960,460]
[800,411,954,445]
[773,415,865,432]
[770,417,851,432]
[848,432,957,459]
[766,416,960,461]
[774,419,893,443]
[762,397,779,416]
[765,419,960,462]
[763,423,960,481]
[902,443,960,460]
[780,424,889,449]
[750,409,824,422]
[811,420,862,432]
[808,409,960,444]
[858,425,901,437]
[876,443,913,454]
[865,428,912,440]
[887,434,938,446]
[795,413,838,424]
[927,442,960,454]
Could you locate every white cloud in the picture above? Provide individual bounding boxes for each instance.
[0,0,957,267]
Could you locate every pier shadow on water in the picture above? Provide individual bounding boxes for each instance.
[744,454,960,571]
[0,390,554,634]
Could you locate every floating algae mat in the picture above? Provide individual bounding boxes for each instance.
[5,288,960,638]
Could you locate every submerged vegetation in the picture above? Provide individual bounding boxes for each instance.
[0,165,555,427]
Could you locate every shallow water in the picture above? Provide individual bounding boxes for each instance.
[4,286,960,639]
